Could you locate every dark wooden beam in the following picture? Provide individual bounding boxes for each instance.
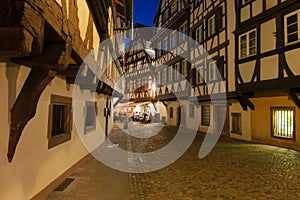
[12,43,68,70]
[8,68,56,162]
[288,91,300,109]
[0,28,33,57]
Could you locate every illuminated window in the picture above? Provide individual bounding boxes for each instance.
[271,107,295,139]
[201,105,210,126]
[231,113,242,135]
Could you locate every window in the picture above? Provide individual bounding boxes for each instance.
[168,67,173,82]
[171,1,178,14]
[189,104,195,118]
[85,101,97,133]
[170,32,177,49]
[162,68,167,84]
[285,11,300,44]
[201,105,210,126]
[48,95,72,149]
[156,71,161,85]
[207,15,216,37]
[179,22,188,42]
[195,25,204,44]
[163,37,169,52]
[136,79,141,88]
[271,107,295,139]
[209,61,217,81]
[195,0,203,7]
[170,107,174,118]
[163,9,170,23]
[231,113,242,135]
[239,29,256,58]
[174,62,181,80]
[157,42,162,57]
[181,60,188,77]
[196,67,204,84]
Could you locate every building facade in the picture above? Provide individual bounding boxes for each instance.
[0,0,131,199]
[234,0,300,149]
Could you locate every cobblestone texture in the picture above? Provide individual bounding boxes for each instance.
[114,122,300,200]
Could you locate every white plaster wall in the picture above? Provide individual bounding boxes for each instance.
[261,55,278,80]
[286,48,300,76]
[0,63,111,199]
[261,19,276,54]
[238,61,256,83]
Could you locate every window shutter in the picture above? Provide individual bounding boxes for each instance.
[215,7,223,31]
[217,56,225,79]
[189,68,197,85]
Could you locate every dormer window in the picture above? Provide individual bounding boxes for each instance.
[163,9,170,23]
[171,1,178,14]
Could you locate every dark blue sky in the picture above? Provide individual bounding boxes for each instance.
[134,0,160,27]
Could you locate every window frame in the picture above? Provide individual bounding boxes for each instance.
[284,10,300,45]
[174,62,181,80]
[208,60,217,82]
[196,66,205,84]
[179,22,188,43]
[181,60,188,78]
[271,107,295,140]
[239,29,257,59]
[170,31,178,49]
[207,15,216,38]
[231,113,242,135]
[201,105,210,126]
[84,101,97,134]
[48,95,72,149]
[195,25,204,44]
[189,104,195,118]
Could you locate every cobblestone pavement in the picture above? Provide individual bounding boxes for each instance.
[113,122,300,200]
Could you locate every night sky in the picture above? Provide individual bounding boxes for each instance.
[134,0,160,27]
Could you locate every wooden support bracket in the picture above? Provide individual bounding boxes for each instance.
[8,68,56,162]
[288,91,300,109]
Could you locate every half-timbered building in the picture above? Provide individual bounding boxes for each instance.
[0,0,131,198]
[234,0,300,149]
[152,0,192,127]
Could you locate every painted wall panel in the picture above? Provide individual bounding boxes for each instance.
[261,19,276,53]
[261,55,278,81]
[285,48,300,76]
[238,61,256,83]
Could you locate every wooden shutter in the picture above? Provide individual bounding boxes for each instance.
[217,56,225,79]
[215,7,223,31]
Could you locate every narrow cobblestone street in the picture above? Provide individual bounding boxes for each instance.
[112,122,300,200]
[47,122,300,199]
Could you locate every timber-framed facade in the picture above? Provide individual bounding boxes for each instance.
[234,0,300,149]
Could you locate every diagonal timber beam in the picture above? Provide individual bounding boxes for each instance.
[8,68,56,162]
